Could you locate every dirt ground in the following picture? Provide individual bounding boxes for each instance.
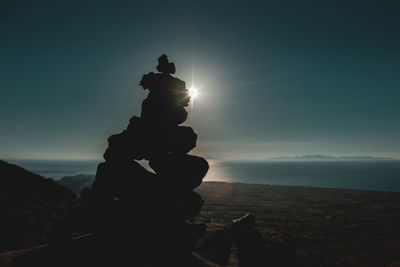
[195,182,400,266]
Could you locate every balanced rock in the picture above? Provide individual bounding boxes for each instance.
[90,55,209,245]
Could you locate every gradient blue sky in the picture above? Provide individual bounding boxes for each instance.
[1,0,399,160]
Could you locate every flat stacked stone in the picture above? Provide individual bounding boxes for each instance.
[91,55,208,234]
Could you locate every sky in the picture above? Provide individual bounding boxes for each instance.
[1,0,399,161]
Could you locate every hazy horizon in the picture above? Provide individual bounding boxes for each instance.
[4,157,400,192]
[3,153,400,162]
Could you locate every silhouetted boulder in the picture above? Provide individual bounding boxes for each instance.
[156,54,176,74]
[194,219,300,267]
[103,118,197,161]
[149,154,209,190]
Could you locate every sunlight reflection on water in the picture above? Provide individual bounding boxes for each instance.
[204,160,231,183]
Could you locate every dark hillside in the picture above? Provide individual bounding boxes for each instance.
[0,160,74,251]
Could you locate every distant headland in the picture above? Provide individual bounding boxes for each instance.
[267,154,399,161]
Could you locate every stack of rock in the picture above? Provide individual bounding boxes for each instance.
[90,55,208,242]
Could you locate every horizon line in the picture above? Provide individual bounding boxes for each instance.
[2,154,399,162]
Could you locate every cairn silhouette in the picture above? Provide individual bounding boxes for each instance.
[90,55,209,253]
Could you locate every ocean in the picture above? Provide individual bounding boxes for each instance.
[7,159,400,192]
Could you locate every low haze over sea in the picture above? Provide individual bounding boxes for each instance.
[8,157,400,192]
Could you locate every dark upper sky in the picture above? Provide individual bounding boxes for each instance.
[1,0,399,160]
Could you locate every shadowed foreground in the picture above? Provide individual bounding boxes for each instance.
[2,181,400,266]
[1,220,299,267]
[196,182,400,266]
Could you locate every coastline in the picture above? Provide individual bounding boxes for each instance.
[8,158,400,192]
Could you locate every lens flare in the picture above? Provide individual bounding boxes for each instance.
[188,87,198,99]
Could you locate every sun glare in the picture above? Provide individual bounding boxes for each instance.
[188,87,198,99]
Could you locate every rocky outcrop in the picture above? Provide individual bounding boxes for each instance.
[88,55,209,250]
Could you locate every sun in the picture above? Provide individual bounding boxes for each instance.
[188,87,198,99]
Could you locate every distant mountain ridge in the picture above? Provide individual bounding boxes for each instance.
[58,174,95,193]
[267,155,398,161]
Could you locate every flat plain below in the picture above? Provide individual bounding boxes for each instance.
[195,182,400,266]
